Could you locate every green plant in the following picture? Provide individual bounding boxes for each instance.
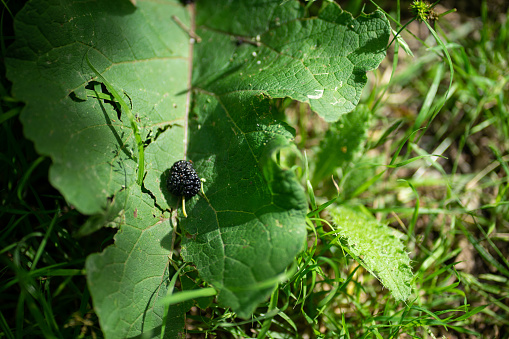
[2,0,508,338]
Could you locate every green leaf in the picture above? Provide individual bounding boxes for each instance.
[6,0,191,337]
[178,2,389,315]
[330,206,413,301]
[193,1,390,122]
[313,104,371,184]
[181,92,307,318]
[85,185,187,338]
[5,0,189,215]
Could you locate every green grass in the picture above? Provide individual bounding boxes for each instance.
[0,117,104,338]
[1,0,509,338]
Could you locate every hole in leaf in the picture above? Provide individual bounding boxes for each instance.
[69,91,86,102]
[85,81,122,120]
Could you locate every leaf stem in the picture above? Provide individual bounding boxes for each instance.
[171,15,201,43]
[182,196,187,218]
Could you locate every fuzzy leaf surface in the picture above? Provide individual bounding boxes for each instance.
[6,0,190,337]
[6,0,189,215]
[330,206,413,301]
[193,1,390,122]
[181,92,307,318]
[85,185,187,338]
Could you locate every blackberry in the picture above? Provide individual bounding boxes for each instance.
[167,160,201,198]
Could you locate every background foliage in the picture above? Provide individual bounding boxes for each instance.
[1,0,508,338]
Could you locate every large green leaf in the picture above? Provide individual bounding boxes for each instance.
[330,206,413,301]
[6,0,391,335]
[181,92,307,317]
[193,1,390,122]
[6,0,190,337]
[85,185,187,338]
[6,0,189,215]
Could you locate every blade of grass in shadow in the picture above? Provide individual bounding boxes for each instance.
[0,107,20,125]
[0,311,14,339]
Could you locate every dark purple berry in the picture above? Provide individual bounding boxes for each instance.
[167,160,201,198]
